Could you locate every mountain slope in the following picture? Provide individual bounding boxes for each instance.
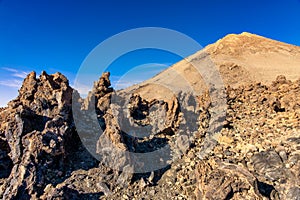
[121,32,300,101]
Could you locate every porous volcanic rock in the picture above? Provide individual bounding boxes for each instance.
[1,71,300,200]
[0,71,96,199]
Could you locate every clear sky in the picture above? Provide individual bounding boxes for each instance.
[1,0,300,106]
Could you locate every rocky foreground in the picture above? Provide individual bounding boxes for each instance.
[0,69,299,200]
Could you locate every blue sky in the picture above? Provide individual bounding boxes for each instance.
[1,0,300,106]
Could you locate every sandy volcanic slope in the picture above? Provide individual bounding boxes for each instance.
[119,32,300,100]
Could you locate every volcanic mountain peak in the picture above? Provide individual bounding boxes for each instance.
[206,32,300,57]
[125,32,300,99]
[213,32,263,45]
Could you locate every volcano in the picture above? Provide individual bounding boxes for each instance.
[0,32,300,199]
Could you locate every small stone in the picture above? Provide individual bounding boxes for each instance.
[57,171,63,177]
[149,189,156,195]
[278,150,288,161]
[148,171,155,184]
[97,182,112,196]
[139,178,147,189]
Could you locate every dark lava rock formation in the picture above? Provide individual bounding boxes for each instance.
[0,71,300,200]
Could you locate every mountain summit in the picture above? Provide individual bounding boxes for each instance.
[206,32,300,84]
[120,32,300,102]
